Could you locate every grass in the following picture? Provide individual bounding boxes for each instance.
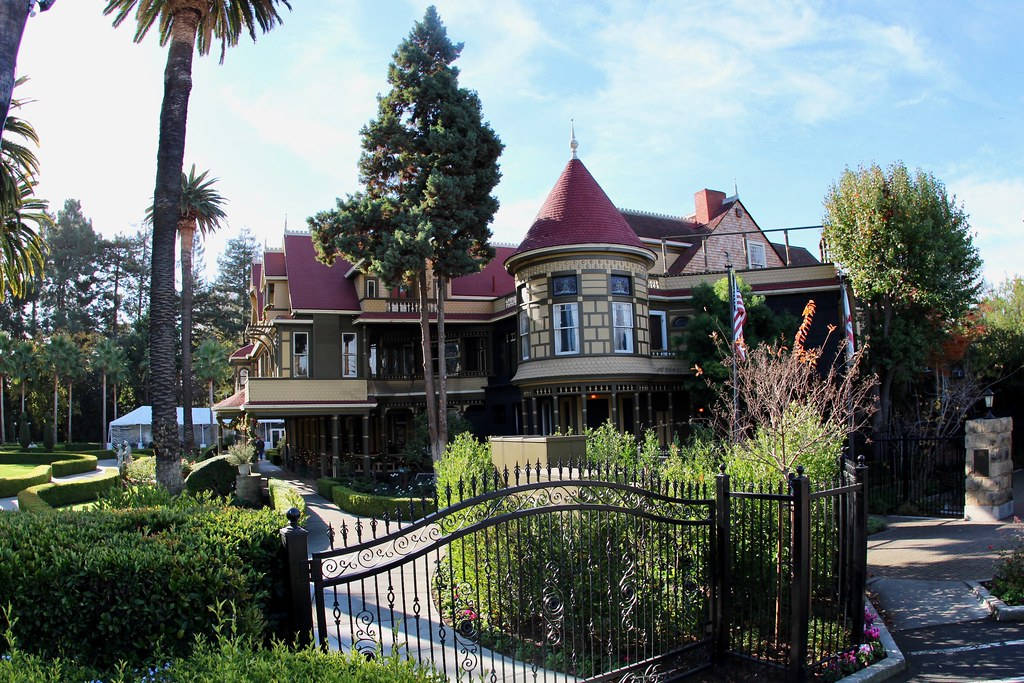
[0,464,41,478]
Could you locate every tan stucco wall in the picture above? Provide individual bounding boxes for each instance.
[246,378,368,404]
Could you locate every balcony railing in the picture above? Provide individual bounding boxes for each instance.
[386,298,436,314]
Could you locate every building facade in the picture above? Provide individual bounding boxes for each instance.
[214,152,841,471]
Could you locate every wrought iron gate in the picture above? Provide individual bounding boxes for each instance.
[310,466,715,681]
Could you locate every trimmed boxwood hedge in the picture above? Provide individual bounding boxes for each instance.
[331,484,435,521]
[0,451,97,477]
[0,504,290,671]
[268,478,306,520]
[17,469,120,512]
[0,463,50,497]
[317,476,341,499]
[184,454,236,497]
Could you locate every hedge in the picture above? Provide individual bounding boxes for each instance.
[0,463,50,498]
[184,454,236,497]
[0,504,289,671]
[0,451,97,477]
[268,478,307,522]
[0,630,442,682]
[331,484,435,521]
[17,469,120,512]
[317,476,341,499]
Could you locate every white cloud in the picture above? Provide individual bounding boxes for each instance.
[947,175,1024,285]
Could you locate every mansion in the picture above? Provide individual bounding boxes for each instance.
[214,151,842,468]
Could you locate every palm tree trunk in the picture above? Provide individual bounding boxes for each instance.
[150,7,200,493]
[113,382,118,420]
[180,222,196,452]
[417,270,439,461]
[0,0,30,131]
[101,373,107,448]
[52,374,58,446]
[1,375,6,444]
[436,275,448,451]
[66,381,72,444]
[20,382,24,413]
[209,380,217,453]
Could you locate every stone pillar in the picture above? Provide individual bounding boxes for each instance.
[633,392,641,436]
[531,397,538,436]
[964,417,1014,521]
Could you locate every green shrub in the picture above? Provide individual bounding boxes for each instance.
[0,505,288,671]
[660,430,724,485]
[584,420,637,467]
[268,479,306,522]
[59,442,102,451]
[317,476,341,499]
[992,531,1024,606]
[17,413,30,449]
[124,455,156,484]
[331,484,435,521]
[728,402,844,485]
[0,463,50,497]
[185,454,237,497]
[41,422,54,451]
[17,469,120,511]
[435,432,494,506]
[0,451,98,477]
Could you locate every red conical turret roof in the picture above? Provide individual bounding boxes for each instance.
[512,158,648,257]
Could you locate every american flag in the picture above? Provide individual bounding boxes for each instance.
[841,284,856,363]
[733,279,747,361]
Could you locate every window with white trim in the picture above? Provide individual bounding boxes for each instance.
[341,333,357,377]
[365,278,377,299]
[649,310,668,351]
[612,302,634,353]
[748,241,766,269]
[520,309,530,360]
[293,332,309,378]
[554,303,579,355]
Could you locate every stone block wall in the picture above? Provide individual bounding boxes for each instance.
[964,417,1014,521]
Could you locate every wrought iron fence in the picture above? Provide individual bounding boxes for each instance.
[281,457,868,681]
[863,434,965,517]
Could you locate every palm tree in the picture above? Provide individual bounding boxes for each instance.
[0,2,57,130]
[147,165,227,452]
[44,334,80,446]
[194,338,229,452]
[0,331,10,442]
[104,0,290,492]
[9,337,35,414]
[92,337,128,448]
[1,79,48,301]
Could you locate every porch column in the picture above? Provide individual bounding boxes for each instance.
[552,394,560,434]
[331,415,340,459]
[319,417,328,476]
[520,399,528,435]
[581,391,588,430]
[530,397,538,436]
[667,392,675,443]
[611,389,618,429]
[362,414,370,456]
[647,393,654,431]
[631,395,639,432]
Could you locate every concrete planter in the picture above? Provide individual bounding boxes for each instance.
[489,435,586,472]
[968,579,1024,621]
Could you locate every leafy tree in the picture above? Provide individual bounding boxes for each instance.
[212,227,259,342]
[92,337,128,447]
[0,331,8,441]
[97,233,148,335]
[194,338,230,451]
[310,6,502,461]
[147,164,227,451]
[0,1,56,130]
[680,277,796,413]
[973,277,1024,461]
[823,162,982,435]
[105,0,290,492]
[43,333,80,445]
[0,78,48,301]
[39,199,103,333]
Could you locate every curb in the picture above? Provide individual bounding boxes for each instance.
[968,579,1024,621]
[842,600,906,682]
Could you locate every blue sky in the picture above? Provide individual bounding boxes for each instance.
[15,0,1024,284]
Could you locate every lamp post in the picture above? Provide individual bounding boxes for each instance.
[983,388,995,419]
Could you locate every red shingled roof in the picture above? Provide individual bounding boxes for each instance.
[264,251,286,277]
[513,159,647,256]
[250,262,264,318]
[213,389,245,410]
[230,343,254,360]
[283,233,360,311]
[451,246,517,297]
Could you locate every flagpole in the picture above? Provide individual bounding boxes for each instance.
[840,272,856,460]
[727,262,738,441]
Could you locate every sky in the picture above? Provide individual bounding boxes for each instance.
[13,0,1024,285]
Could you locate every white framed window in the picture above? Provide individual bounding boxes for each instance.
[612,302,634,353]
[368,343,378,378]
[293,332,309,378]
[341,333,357,377]
[266,283,275,308]
[554,303,579,355]
[649,310,668,351]
[519,309,530,360]
[365,278,378,299]
[238,368,249,387]
[748,241,766,269]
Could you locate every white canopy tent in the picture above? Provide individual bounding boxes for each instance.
[107,406,221,448]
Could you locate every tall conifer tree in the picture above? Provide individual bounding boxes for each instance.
[310,6,502,460]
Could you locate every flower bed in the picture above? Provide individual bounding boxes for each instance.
[820,606,887,681]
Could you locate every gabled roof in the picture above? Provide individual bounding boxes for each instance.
[451,246,517,297]
[770,242,818,267]
[264,250,286,277]
[250,263,264,316]
[512,159,648,257]
[620,210,705,241]
[212,390,245,411]
[283,233,360,312]
[230,343,254,360]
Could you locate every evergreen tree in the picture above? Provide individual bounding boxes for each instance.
[823,162,982,434]
[309,6,502,460]
[212,227,259,342]
[39,199,103,334]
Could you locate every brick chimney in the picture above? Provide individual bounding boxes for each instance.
[694,189,726,224]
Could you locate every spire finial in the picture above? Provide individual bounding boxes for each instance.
[570,119,578,159]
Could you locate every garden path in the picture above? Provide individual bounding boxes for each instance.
[0,457,119,511]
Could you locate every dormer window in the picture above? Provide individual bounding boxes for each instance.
[365,278,378,299]
[748,242,766,269]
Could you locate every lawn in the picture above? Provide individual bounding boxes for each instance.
[0,464,42,479]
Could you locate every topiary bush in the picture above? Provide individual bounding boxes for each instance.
[17,469,120,512]
[17,413,30,449]
[331,484,435,521]
[0,504,289,671]
[0,463,50,498]
[184,454,237,497]
[41,421,54,451]
[268,479,306,522]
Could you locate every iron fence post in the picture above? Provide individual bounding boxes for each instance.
[713,464,730,665]
[789,468,810,682]
[850,456,868,644]
[280,507,313,646]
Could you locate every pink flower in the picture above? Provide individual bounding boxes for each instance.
[858,644,873,656]
[866,626,880,640]
[461,609,478,620]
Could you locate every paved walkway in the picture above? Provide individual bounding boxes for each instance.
[867,469,1024,681]
[0,457,119,511]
